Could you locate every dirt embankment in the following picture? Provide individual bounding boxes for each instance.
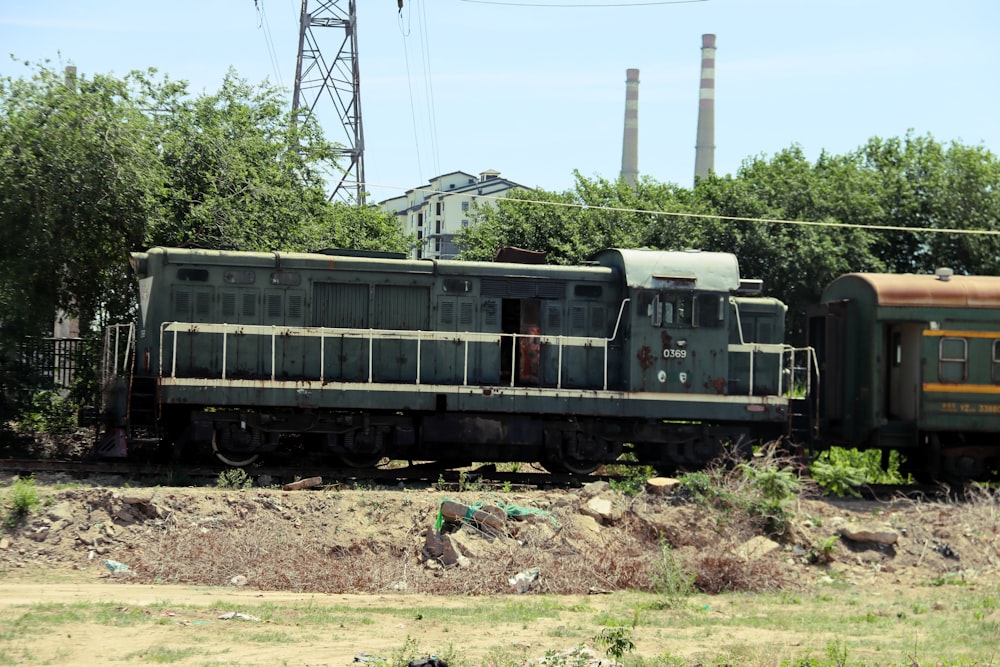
[2,474,997,596]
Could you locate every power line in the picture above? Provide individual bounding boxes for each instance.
[457,0,708,7]
[359,180,1000,237]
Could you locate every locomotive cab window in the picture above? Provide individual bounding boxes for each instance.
[938,337,967,383]
[643,291,691,327]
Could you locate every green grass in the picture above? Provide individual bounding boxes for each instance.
[0,585,996,666]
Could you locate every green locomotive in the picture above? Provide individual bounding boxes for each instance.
[97,247,805,473]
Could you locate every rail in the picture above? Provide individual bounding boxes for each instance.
[105,317,813,399]
[101,324,135,387]
[158,321,617,390]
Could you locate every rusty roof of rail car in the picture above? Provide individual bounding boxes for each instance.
[825,273,1000,308]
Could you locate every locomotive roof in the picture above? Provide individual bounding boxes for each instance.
[824,272,1000,307]
[592,248,741,291]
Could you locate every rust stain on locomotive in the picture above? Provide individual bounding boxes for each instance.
[707,377,727,394]
[636,345,655,370]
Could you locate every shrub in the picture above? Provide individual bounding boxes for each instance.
[4,476,40,529]
[216,467,253,489]
[649,540,696,606]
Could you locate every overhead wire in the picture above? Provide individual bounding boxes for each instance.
[457,0,708,6]
[417,0,442,176]
[255,0,285,88]
[398,5,426,183]
[355,180,1000,237]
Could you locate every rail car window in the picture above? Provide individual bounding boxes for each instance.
[993,340,1000,383]
[938,337,967,383]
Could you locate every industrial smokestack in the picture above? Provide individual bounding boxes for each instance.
[620,68,640,188]
[694,34,716,183]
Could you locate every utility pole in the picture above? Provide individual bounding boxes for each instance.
[293,0,366,205]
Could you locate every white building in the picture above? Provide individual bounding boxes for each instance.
[379,170,526,260]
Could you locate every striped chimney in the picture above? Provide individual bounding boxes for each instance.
[620,68,640,187]
[694,34,716,183]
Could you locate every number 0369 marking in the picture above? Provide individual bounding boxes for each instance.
[663,349,687,359]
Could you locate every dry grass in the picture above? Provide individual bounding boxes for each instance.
[129,503,667,595]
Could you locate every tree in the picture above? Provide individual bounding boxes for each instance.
[0,60,410,432]
[0,61,411,338]
[458,171,693,263]
[150,69,339,253]
[0,61,163,336]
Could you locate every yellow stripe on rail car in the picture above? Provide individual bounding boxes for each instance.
[923,382,1000,394]
[922,330,1000,339]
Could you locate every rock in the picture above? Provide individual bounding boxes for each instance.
[45,502,75,524]
[735,535,781,561]
[580,496,619,524]
[580,480,611,497]
[449,531,482,558]
[282,476,323,491]
[26,525,50,542]
[421,532,460,567]
[438,500,470,524]
[839,523,899,545]
[218,611,260,622]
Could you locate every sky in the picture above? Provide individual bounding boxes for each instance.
[2,0,999,205]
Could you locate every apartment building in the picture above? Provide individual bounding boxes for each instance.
[379,170,525,259]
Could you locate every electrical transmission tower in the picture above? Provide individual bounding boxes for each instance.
[293,0,366,205]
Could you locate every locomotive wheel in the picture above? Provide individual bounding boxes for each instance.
[212,431,260,467]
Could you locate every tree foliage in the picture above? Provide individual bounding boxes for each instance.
[0,59,409,428]
[0,59,409,339]
[461,135,1000,343]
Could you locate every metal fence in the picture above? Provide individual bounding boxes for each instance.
[16,337,87,390]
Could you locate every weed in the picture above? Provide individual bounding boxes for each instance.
[809,457,864,497]
[216,468,252,490]
[648,540,695,607]
[16,390,78,435]
[608,464,658,496]
[596,626,635,661]
[3,476,40,529]
[807,536,839,564]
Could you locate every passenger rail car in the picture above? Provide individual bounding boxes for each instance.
[808,269,1000,480]
[96,247,809,473]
